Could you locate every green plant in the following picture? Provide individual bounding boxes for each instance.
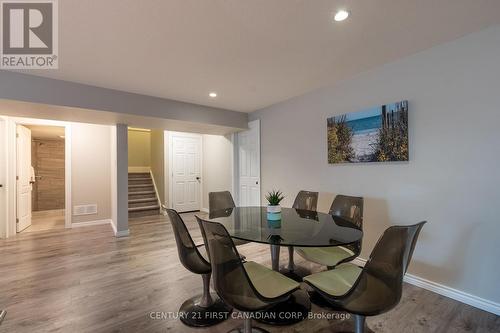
[265,190,285,206]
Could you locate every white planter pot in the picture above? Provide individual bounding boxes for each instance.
[267,205,281,213]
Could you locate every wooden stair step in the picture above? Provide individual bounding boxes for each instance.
[128,190,155,194]
[128,184,154,192]
[129,198,158,203]
[128,173,150,178]
[128,205,160,212]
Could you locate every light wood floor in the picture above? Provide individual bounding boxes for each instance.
[0,213,498,333]
[23,209,65,233]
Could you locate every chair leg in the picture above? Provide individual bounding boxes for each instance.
[198,273,214,307]
[243,316,252,333]
[179,273,232,327]
[287,246,295,271]
[0,310,6,325]
[354,314,366,333]
[228,313,269,333]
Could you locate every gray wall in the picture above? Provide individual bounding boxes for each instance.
[251,26,500,305]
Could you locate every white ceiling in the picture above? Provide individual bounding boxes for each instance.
[25,125,65,140]
[23,0,500,112]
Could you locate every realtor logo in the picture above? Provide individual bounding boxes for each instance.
[1,0,58,68]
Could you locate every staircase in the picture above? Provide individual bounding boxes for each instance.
[128,173,160,218]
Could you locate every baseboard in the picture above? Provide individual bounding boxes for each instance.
[352,258,500,316]
[128,167,150,173]
[109,220,129,237]
[200,208,209,213]
[71,219,112,228]
[110,220,117,234]
[115,229,130,237]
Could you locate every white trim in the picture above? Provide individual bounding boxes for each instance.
[230,133,237,204]
[352,257,500,316]
[128,166,150,173]
[3,116,72,237]
[110,217,117,234]
[71,219,112,228]
[115,229,130,237]
[163,130,169,208]
[0,117,7,238]
[167,131,203,211]
[108,219,128,237]
[64,126,72,228]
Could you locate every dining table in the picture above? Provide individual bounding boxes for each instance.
[206,206,363,325]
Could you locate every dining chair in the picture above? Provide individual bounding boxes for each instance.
[296,195,364,269]
[304,221,426,333]
[209,191,249,248]
[166,209,232,327]
[197,216,301,333]
[286,191,319,275]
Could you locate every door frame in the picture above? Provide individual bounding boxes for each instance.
[166,131,203,211]
[3,117,72,237]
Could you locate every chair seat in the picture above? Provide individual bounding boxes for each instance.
[243,261,300,299]
[304,263,362,297]
[296,246,355,267]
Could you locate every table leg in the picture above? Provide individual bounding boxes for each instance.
[270,244,280,271]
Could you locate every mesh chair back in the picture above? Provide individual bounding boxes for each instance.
[166,209,210,275]
[292,191,319,211]
[329,195,364,228]
[334,221,426,315]
[197,217,274,312]
[209,191,236,213]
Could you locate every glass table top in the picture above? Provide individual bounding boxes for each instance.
[206,206,363,247]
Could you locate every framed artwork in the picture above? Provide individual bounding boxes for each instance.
[327,100,408,163]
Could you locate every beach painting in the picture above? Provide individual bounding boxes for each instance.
[327,100,409,164]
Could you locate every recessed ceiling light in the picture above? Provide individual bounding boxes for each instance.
[334,9,349,22]
[209,92,217,98]
[59,135,65,138]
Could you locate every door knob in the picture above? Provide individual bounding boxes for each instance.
[196,177,200,180]
[0,184,3,187]
[255,181,259,185]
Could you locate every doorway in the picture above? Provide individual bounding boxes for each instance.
[234,119,261,206]
[1,117,71,237]
[168,132,202,213]
[17,124,67,233]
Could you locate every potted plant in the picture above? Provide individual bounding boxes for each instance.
[266,190,284,221]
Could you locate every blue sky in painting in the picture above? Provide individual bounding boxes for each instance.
[344,106,381,121]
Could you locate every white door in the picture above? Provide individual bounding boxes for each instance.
[16,125,32,232]
[237,119,261,206]
[170,132,201,212]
